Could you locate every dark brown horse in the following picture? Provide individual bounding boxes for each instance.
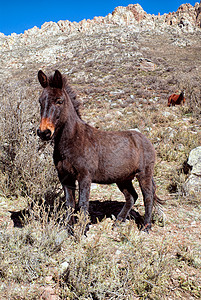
[37,70,163,232]
[168,91,185,107]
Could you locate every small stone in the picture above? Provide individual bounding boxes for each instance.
[45,275,53,283]
[59,261,69,275]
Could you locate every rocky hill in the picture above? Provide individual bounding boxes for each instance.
[0,2,201,78]
[0,2,200,107]
[1,2,201,41]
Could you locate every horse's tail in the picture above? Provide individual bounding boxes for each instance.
[167,95,172,107]
[152,178,166,221]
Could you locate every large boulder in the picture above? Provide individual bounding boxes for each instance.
[184,146,201,195]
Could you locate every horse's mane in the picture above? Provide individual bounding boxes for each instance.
[180,91,184,97]
[48,74,82,118]
[63,77,82,119]
[178,91,184,100]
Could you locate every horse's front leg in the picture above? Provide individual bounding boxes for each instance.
[57,170,76,223]
[62,182,76,225]
[78,175,91,232]
[78,175,91,213]
[63,184,75,210]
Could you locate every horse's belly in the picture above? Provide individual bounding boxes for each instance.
[92,157,137,184]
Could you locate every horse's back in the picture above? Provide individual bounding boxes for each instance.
[98,129,155,158]
[168,93,179,106]
[93,129,155,183]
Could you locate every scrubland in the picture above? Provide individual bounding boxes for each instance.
[0,25,201,299]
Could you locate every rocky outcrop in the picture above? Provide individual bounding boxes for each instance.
[0,3,200,49]
[110,4,147,25]
[0,2,200,79]
[165,2,200,32]
[184,147,201,195]
[196,1,201,27]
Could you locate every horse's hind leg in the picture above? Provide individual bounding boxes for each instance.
[117,181,138,221]
[136,171,154,231]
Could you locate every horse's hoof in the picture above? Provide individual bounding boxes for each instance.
[66,225,74,236]
[141,223,151,233]
[113,219,122,228]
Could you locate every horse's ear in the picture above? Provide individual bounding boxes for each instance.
[38,70,49,88]
[52,70,63,89]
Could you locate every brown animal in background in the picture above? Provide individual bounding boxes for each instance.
[37,70,163,232]
[168,91,185,106]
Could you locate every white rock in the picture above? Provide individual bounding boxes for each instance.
[188,146,201,176]
[184,146,201,195]
[59,261,69,274]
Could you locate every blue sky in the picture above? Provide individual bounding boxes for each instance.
[1,0,198,35]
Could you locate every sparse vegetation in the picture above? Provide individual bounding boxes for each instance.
[0,207,201,299]
[0,10,201,299]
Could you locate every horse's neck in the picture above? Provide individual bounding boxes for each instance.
[178,93,183,100]
[54,112,84,152]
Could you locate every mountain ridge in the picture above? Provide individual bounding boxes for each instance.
[0,2,200,91]
[0,2,200,42]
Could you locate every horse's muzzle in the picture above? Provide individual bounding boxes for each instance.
[37,128,52,141]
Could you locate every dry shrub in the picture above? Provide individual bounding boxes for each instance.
[0,283,40,300]
[183,85,201,118]
[59,219,201,299]
[1,214,200,299]
[60,221,173,299]
[166,168,188,196]
[0,199,70,269]
[152,128,199,163]
[0,82,59,200]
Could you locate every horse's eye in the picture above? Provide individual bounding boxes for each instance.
[56,99,63,105]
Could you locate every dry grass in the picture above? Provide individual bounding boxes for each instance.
[0,204,201,299]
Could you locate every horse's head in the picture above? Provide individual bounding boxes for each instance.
[37,70,67,141]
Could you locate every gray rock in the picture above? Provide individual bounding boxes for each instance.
[184,146,201,195]
[184,175,201,195]
[187,146,201,176]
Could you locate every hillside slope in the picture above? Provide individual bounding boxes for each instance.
[0,3,201,299]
